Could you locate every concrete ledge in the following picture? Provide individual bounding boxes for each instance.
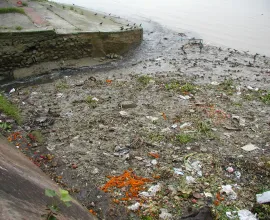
[0,135,96,220]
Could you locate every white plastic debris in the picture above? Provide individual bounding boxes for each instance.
[204,192,213,198]
[119,111,128,116]
[247,86,259,91]
[241,143,259,152]
[220,185,237,200]
[171,124,178,129]
[211,81,220,86]
[180,122,192,129]
[56,93,63,98]
[146,116,159,122]
[92,97,99,102]
[235,171,241,179]
[159,209,173,220]
[238,210,257,220]
[232,115,245,126]
[128,202,140,211]
[256,191,270,204]
[179,95,191,100]
[151,159,158,165]
[140,184,161,197]
[226,211,238,219]
[186,176,196,184]
[9,88,15,94]
[173,168,184,176]
[148,184,161,196]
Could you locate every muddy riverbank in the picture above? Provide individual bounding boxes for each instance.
[1,20,270,219]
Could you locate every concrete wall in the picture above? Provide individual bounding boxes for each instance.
[0,135,96,220]
[0,29,143,80]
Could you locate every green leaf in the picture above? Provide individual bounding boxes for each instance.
[48,215,57,220]
[45,189,56,197]
[49,205,59,213]
[64,201,72,207]
[59,189,72,202]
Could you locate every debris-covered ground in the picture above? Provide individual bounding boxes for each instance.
[1,21,270,220]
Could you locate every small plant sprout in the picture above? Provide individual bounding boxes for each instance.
[43,188,72,220]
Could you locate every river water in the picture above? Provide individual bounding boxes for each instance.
[55,0,269,55]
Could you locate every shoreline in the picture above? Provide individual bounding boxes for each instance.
[0,4,270,220]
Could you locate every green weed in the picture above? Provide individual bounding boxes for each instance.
[43,188,72,220]
[137,75,152,86]
[0,122,12,131]
[175,133,193,144]
[165,81,181,91]
[213,204,239,220]
[15,26,22,30]
[30,130,44,143]
[261,91,270,104]
[0,94,21,124]
[55,82,69,90]
[148,132,164,142]
[180,83,196,93]
[22,2,28,6]
[165,81,196,93]
[0,8,25,14]
[70,6,74,10]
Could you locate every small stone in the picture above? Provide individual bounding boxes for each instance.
[120,101,137,109]
[200,147,207,152]
[92,168,99,174]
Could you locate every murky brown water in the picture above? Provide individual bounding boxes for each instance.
[55,0,270,56]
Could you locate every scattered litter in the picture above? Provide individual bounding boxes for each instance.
[256,191,270,204]
[220,185,237,200]
[173,168,184,176]
[241,143,259,152]
[179,95,191,100]
[162,112,167,120]
[186,160,202,176]
[186,176,196,184]
[204,192,213,198]
[119,111,128,116]
[238,210,257,220]
[128,202,140,211]
[247,85,259,91]
[226,211,238,219]
[72,164,78,169]
[56,93,63,98]
[171,124,178,129]
[232,115,246,126]
[211,81,220,86]
[159,208,173,220]
[191,198,197,203]
[235,171,241,179]
[9,88,15,94]
[226,167,234,173]
[161,128,171,133]
[135,156,143,161]
[101,170,151,200]
[155,58,162,61]
[236,86,242,95]
[151,159,158,165]
[149,152,159,158]
[146,116,159,122]
[114,146,130,156]
[180,122,192,129]
[92,97,99,102]
[140,184,161,197]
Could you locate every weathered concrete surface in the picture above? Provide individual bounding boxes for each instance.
[0,136,96,220]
